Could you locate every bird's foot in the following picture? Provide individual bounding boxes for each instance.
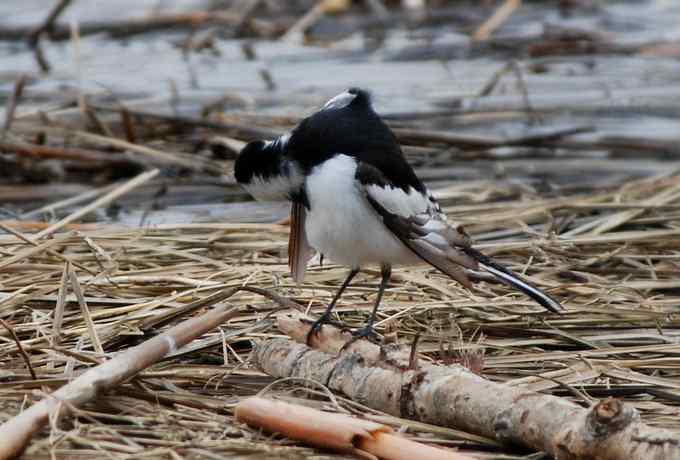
[342,324,381,349]
[305,313,346,346]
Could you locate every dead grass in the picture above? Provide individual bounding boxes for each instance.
[1,168,680,459]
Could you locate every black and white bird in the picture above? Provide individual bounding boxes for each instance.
[235,88,563,341]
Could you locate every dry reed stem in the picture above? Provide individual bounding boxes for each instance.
[473,0,522,41]
[236,397,477,460]
[32,168,159,240]
[67,262,103,354]
[0,319,36,380]
[0,290,241,459]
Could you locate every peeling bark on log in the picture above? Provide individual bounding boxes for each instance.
[253,312,680,460]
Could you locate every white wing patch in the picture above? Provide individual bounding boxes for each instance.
[362,177,477,276]
[365,184,430,218]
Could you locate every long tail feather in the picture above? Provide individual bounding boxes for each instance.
[288,202,314,285]
[463,247,564,314]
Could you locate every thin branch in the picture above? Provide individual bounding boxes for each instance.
[1,75,29,139]
[26,0,74,72]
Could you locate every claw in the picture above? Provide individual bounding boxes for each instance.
[305,313,345,345]
[341,325,381,350]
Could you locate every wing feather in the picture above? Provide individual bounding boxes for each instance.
[356,162,563,313]
[356,163,477,286]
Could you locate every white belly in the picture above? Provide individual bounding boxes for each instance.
[304,155,421,268]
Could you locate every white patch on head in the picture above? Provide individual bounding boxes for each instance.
[304,154,421,268]
[322,90,357,110]
[366,185,430,218]
[242,160,303,202]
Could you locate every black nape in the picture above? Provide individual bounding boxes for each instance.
[346,87,372,107]
[234,140,283,184]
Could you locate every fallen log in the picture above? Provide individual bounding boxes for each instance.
[252,311,680,460]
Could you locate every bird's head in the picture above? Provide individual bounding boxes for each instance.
[234,140,267,185]
[234,136,302,202]
[234,87,380,201]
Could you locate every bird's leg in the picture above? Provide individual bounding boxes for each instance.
[350,264,391,344]
[306,268,359,345]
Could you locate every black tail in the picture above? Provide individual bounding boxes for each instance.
[463,247,564,314]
